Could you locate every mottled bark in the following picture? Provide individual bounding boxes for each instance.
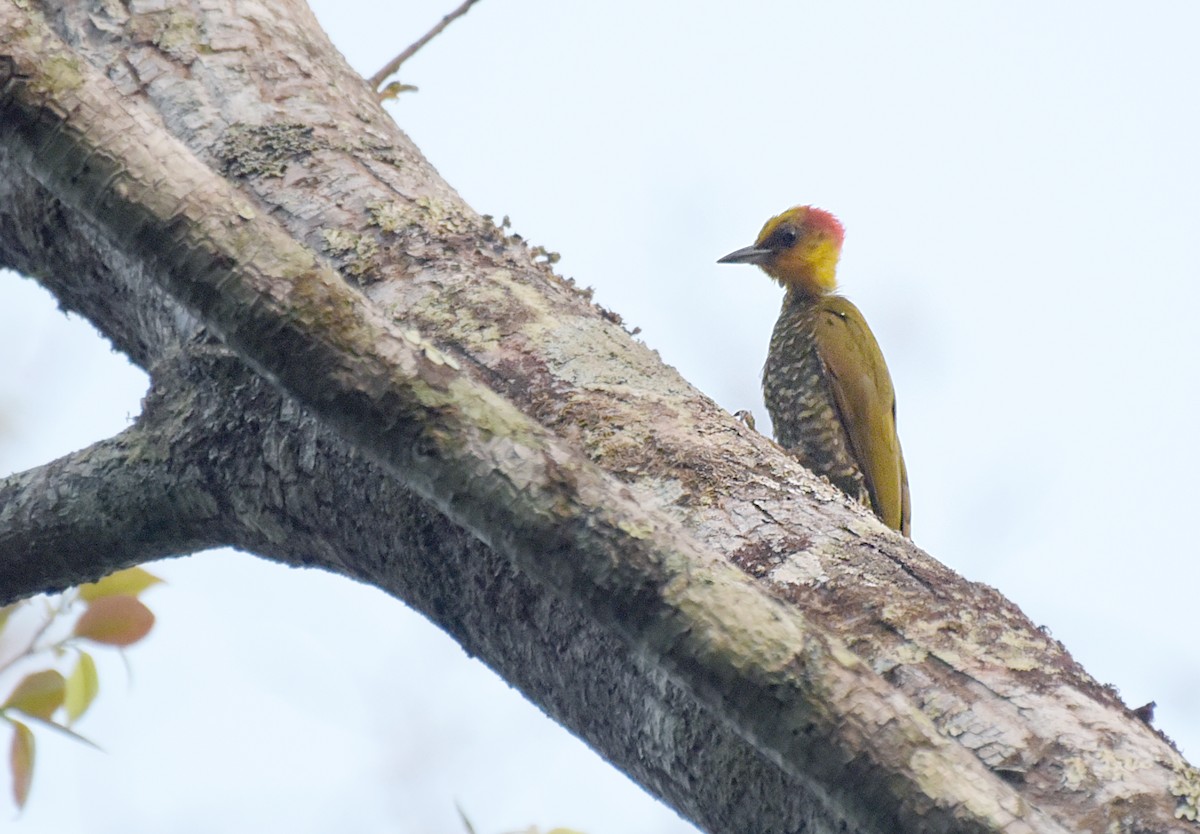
[0,2,1196,833]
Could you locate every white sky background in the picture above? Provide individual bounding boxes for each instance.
[3,1,1199,831]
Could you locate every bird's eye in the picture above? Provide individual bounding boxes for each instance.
[771,226,800,249]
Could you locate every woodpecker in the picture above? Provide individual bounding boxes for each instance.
[719,206,910,536]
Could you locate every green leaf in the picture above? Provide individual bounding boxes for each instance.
[74,595,155,647]
[8,719,34,810]
[64,652,99,724]
[2,671,66,721]
[78,567,163,602]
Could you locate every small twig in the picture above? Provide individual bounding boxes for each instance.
[368,0,483,91]
[0,598,65,677]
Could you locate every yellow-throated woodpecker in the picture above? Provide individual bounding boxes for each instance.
[719,206,910,536]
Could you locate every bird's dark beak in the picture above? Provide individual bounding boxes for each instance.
[717,245,773,265]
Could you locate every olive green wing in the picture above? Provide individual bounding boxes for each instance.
[815,296,910,536]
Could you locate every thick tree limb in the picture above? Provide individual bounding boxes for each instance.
[0,2,1197,833]
[0,420,224,595]
[0,10,1053,832]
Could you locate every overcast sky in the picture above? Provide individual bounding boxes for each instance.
[4,2,1199,831]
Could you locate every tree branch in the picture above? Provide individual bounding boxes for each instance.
[0,3,1196,832]
[368,0,483,90]
[0,13,1056,832]
[0,419,225,599]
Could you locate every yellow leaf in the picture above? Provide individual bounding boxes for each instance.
[74,596,155,647]
[9,719,34,810]
[64,652,99,724]
[78,567,163,602]
[2,671,66,720]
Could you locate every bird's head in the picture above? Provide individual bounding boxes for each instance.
[718,205,845,296]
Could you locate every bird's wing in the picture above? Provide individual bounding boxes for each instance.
[816,296,910,535]
[897,423,912,537]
